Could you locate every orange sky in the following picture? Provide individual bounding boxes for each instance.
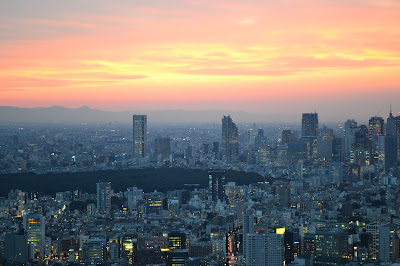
[1,0,400,121]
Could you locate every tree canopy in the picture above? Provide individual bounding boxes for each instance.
[0,168,264,196]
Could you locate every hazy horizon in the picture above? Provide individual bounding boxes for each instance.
[0,105,391,125]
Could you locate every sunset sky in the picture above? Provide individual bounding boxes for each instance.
[1,0,400,121]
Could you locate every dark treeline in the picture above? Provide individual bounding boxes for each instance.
[0,168,264,197]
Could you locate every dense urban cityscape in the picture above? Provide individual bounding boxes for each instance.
[1,0,399,264]
[0,109,400,265]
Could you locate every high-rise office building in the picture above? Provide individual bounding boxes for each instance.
[316,126,334,161]
[385,110,398,170]
[255,128,265,150]
[82,237,107,263]
[329,162,343,184]
[301,232,316,257]
[134,243,164,265]
[366,223,391,262]
[97,182,111,214]
[344,119,357,155]
[132,115,147,158]
[276,184,291,208]
[350,125,371,165]
[282,230,295,265]
[266,233,285,266]
[222,115,239,162]
[109,239,120,262]
[387,109,397,137]
[212,141,219,158]
[208,171,225,201]
[383,135,396,169]
[369,116,384,139]
[277,145,288,162]
[246,233,267,265]
[127,187,143,211]
[4,230,28,264]
[168,232,187,250]
[302,113,318,137]
[332,137,344,162]
[202,143,209,154]
[354,125,370,149]
[245,231,284,266]
[258,146,271,164]
[369,116,384,165]
[154,137,171,162]
[314,230,349,265]
[395,115,400,133]
[243,209,255,257]
[165,249,188,266]
[23,212,45,259]
[394,115,400,162]
[282,129,296,144]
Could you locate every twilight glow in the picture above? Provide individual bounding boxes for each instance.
[1,0,400,121]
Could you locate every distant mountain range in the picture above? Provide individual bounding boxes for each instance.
[0,106,296,124]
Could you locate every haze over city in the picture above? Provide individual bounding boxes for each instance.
[2,1,400,265]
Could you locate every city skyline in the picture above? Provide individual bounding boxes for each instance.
[1,0,400,119]
[1,108,400,264]
[1,1,400,262]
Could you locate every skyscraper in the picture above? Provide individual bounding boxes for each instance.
[245,233,266,265]
[366,223,391,262]
[23,212,45,259]
[368,116,384,139]
[243,209,255,257]
[245,231,284,266]
[332,137,344,162]
[5,230,28,264]
[222,115,239,162]
[387,108,397,137]
[394,114,400,163]
[265,233,285,266]
[255,128,265,150]
[276,184,291,208]
[97,182,111,214]
[316,126,334,161]
[133,115,147,158]
[154,137,171,162]
[208,171,225,201]
[314,230,349,265]
[351,125,371,165]
[82,237,107,263]
[385,110,398,170]
[127,187,143,211]
[330,162,344,184]
[282,129,296,144]
[369,116,384,165]
[212,141,219,158]
[301,113,318,137]
[354,125,370,149]
[344,119,357,155]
